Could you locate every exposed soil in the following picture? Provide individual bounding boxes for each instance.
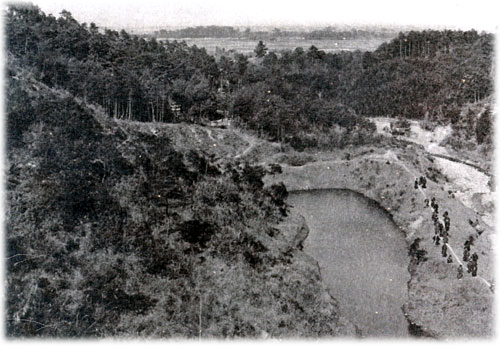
[265,141,494,338]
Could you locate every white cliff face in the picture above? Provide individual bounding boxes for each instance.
[371,117,452,154]
[372,117,493,226]
[406,122,452,155]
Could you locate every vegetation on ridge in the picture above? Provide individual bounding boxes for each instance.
[6,4,493,152]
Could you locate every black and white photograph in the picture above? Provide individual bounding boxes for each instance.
[2,0,497,340]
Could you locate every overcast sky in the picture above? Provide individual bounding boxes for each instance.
[29,0,499,31]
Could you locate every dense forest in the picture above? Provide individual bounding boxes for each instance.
[8,60,342,336]
[6,4,494,150]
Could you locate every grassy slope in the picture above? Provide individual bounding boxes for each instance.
[6,63,356,338]
[265,141,494,338]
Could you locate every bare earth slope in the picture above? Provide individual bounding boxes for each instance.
[265,141,493,338]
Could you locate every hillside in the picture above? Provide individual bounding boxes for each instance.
[5,58,357,338]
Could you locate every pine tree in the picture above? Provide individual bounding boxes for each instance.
[254,40,268,58]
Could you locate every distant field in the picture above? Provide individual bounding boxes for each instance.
[159,37,391,54]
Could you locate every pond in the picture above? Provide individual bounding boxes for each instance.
[287,189,411,338]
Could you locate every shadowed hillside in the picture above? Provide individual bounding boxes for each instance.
[5,56,356,338]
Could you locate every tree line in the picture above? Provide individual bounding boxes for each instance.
[6,4,221,123]
[152,25,397,41]
[6,4,494,150]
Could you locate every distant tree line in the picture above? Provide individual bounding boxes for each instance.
[155,26,242,39]
[151,25,398,41]
[304,27,396,40]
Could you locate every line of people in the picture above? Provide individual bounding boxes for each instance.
[429,197,450,261]
[421,187,479,280]
[463,235,479,277]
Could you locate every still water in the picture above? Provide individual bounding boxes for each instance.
[288,189,410,338]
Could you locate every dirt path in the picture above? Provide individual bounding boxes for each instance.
[369,150,493,291]
[234,130,259,159]
[278,147,493,292]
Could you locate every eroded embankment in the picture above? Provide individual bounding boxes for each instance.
[265,150,494,338]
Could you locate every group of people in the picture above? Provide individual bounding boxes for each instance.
[417,179,480,280]
[429,197,450,260]
[463,235,479,277]
[414,176,427,189]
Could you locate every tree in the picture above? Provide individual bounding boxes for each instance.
[254,40,268,58]
[476,107,492,144]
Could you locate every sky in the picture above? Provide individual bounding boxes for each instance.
[27,0,500,32]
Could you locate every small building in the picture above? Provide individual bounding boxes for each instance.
[209,118,232,128]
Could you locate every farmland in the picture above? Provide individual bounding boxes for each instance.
[158,37,391,54]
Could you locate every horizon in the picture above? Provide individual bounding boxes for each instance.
[29,0,499,33]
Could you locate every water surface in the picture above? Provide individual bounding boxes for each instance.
[288,189,410,338]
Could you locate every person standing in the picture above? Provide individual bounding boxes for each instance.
[443,211,450,231]
[463,248,470,262]
[471,253,479,277]
[441,244,448,257]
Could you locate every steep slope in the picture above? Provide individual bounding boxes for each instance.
[5,57,356,338]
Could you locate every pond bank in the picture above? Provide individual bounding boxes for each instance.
[265,146,493,338]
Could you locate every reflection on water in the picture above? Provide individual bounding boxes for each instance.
[288,189,410,338]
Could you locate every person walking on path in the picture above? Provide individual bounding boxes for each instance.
[457,265,464,279]
[438,222,445,237]
[434,235,440,246]
[470,253,479,277]
[442,234,448,244]
[463,248,470,262]
[464,239,471,252]
[441,244,448,257]
[432,210,439,224]
[467,235,475,247]
[443,211,450,232]
[447,255,453,263]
